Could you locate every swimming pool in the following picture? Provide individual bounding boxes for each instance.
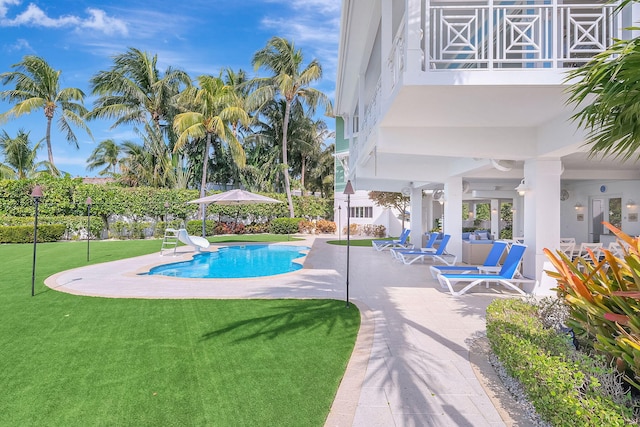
[146,245,309,278]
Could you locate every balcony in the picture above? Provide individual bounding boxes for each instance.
[426,0,619,70]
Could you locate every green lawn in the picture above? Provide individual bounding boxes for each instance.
[0,240,359,426]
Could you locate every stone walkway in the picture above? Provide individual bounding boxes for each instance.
[45,235,531,426]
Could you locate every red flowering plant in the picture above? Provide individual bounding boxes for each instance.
[544,222,640,390]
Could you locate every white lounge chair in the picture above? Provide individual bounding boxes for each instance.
[372,229,413,251]
[430,241,507,278]
[437,244,529,296]
[394,234,456,265]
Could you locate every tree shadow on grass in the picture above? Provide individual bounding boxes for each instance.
[200,299,360,343]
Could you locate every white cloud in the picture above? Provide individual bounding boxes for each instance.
[0,3,128,36]
[4,37,33,52]
[3,3,80,27]
[0,0,20,18]
[80,8,128,36]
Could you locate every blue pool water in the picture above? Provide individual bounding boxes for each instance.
[146,245,308,278]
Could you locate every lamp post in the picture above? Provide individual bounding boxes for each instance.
[86,197,92,262]
[31,185,43,297]
[343,180,355,307]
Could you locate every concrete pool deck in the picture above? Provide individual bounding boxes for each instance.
[45,235,531,426]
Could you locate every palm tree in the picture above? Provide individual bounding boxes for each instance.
[0,129,53,179]
[173,75,250,223]
[566,2,640,161]
[87,139,122,176]
[250,36,333,217]
[88,47,191,132]
[0,55,92,170]
[118,140,149,187]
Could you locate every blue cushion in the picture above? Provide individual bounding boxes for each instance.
[462,232,471,240]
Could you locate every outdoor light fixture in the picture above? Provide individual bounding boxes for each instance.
[515,179,528,196]
[31,185,43,297]
[574,202,583,210]
[343,180,355,308]
[627,200,636,209]
[86,197,92,262]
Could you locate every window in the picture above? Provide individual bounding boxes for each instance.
[349,206,372,218]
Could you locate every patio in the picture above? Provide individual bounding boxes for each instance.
[46,235,531,426]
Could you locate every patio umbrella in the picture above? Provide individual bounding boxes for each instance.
[188,189,282,236]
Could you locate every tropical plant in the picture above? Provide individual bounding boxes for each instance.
[368,191,410,228]
[173,74,250,219]
[88,47,191,132]
[86,138,122,177]
[544,222,640,391]
[307,142,335,198]
[0,129,53,179]
[565,0,640,161]
[0,55,92,170]
[250,36,333,217]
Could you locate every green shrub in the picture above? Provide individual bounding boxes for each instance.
[0,224,66,243]
[269,218,303,234]
[486,298,637,426]
[186,220,216,236]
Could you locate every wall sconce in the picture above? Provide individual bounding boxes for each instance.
[514,179,528,196]
[511,208,516,213]
[574,202,583,210]
[491,208,498,214]
[626,200,636,209]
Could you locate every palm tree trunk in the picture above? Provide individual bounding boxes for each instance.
[282,101,295,218]
[301,155,306,196]
[45,116,54,166]
[200,133,212,237]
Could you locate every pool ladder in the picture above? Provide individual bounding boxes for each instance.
[160,228,179,256]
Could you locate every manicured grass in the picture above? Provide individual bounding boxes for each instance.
[0,240,359,426]
[326,238,381,247]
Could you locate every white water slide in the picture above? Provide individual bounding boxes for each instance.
[176,228,210,251]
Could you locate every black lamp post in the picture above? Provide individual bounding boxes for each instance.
[343,180,355,307]
[31,185,43,297]
[86,197,92,261]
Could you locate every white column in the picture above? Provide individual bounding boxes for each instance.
[381,0,392,97]
[512,195,524,238]
[407,0,425,73]
[522,159,562,288]
[490,199,500,239]
[444,177,463,258]
[409,187,424,245]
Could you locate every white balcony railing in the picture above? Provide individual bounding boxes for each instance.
[428,0,619,69]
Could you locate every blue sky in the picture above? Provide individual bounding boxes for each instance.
[0,0,340,177]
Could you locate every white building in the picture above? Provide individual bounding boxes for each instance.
[334,0,640,285]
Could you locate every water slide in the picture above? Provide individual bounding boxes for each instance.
[176,228,210,252]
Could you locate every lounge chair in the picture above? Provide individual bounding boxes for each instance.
[429,241,507,278]
[394,234,456,265]
[372,228,413,251]
[391,232,438,260]
[437,243,528,296]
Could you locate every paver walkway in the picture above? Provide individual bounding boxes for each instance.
[45,235,529,426]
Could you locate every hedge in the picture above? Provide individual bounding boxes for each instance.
[269,218,304,234]
[0,225,66,243]
[486,299,637,426]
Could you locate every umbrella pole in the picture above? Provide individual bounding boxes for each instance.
[233,208,240,233]
[201,204,206,238]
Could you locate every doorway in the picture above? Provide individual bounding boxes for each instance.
[590,198,604,243]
